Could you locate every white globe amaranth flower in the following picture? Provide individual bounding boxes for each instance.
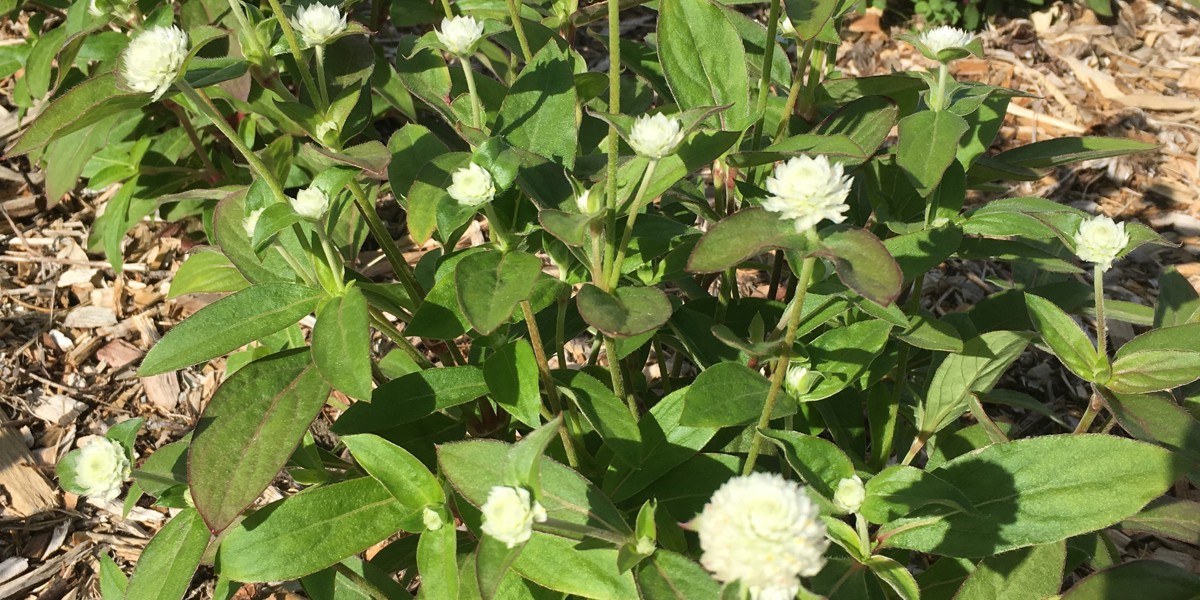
[291,186,329,221]
[762,155,853,233]
[291,3,347,47]
[1074,215,1130,271]
[628,113,684,159]
[918,25,974,56]
[423,507,444,531]
[833,475,866,513]
[778,16,796,37]
[447,163,496,207]
[243,207,265,238]
[693,472,829,599]
[575,189,603,216]
[480,486,547,548]
[73,438,131,502]
[122,25,189,100]
[784,364,818,398]
[436,15,486,57]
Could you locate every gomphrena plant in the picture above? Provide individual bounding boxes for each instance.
[13,0,1199,597]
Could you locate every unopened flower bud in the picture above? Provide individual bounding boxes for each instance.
[423,507,444,531]
[833,475,866,513]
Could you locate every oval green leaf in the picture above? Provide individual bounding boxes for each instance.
[312,286,373,399]
[576,284,673,338]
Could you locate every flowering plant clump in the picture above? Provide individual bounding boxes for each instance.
[19,0,1190,596]
[693,473,828,599]
[290,3,347,47]
[121,25,188,99]
[762,155,853,232]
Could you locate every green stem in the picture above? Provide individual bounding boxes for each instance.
[743,237,818,475]
[605,160,658,290]
[872,274,923,469]
[750,0,781,151]
[932,62,949,111]
[167,102,221,182]
[313,225,346,294]
[439,0,453,18]
[506,0,534,63]
[539,518,629,546]
[483,203,513,251]
[314,45,331,110]
[522,300,580,468]
[602,0,622,290]
[370,308,434,370]
[264,0,324,106]
[774,40,813,141]
[348,181,425,302]
[461,60,483,129]
[604,337,631,415]
[175,81,286,204]
[1093,265,1107,358]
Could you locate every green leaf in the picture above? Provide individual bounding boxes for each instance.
[249,202,303,252]
[9,73,150,156]
[636,551,721,600]
[475,535,523,600]
[814,95,899,160]
[99,552,128,600]
[760,429,854,502]
[816,227,903,307]
[1061,560,1200,600]
[728,133,870,168]
[104,417,143,459]
[439,439,632,535]
[657,0,750,130]
[783,0,842,41]
[897,110,970,197]
[388,124,448,195]
[333,366,488,432]
[1154,268,1200,328]
[995,136,1157,170]
[679,362,797,427]
[953,542,1066,600]
[557,370,642,465]
[883,223,964,280]
[496,40,577,168]
[312,287,372,400]
[139,283,322,376]
[218,478,415,582]
[878,435,1176,557]
[864,555,920,600]
[897,313,964,353]
[1108,323,1200,393]
[861,465,978,525]
[342,434,444,511]
[1105,391,1200,484]
[456,250,543,335]
[484,339,543,428]
[507,415,563,497]
[539,209,592,246]
[576,284,673,338]
[1119,498,1200,545]
[687,208,815,274]
[917,331,1032,438]
[418,524,459,600]
[168,249,250,298]
[512,532,638,600]
[1025,293,1107,383]
[604,388,719,501]
[405,152,474,244]
[189,349,330,532]
[125,509,210,600]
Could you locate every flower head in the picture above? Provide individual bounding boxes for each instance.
[629,114,684,159]
[693,473,828,599]
[291,3,347,47]
[72,438,131,502]
[576,189,602,216]
[778,16,796,37]
[480,486,547,548]
[423,507,444,531]
[833,475,866,513]
[762,155,853,232]
[122,26,189,100]
[1074,215,1129,271]
[448,163,496,207]
[785,364,818,398]
[291,186,329,221]
[918,25,974,56]
[243,207,265,238]
[436,15,486,56]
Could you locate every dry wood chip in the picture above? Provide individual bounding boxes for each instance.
[95,339,143,371]
[62,306,117,329]
[28,394,86,427]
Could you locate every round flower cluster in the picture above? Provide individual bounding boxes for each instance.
[784,364,818,398]
[1074,214,1129,271]
[576,189,602,216]
[480,486,547,548]
[693,472,829,599]
[833,475,866,513]
[448,163,496,207]
[778,16,796,38]
[291,3,347,47]
[291,186,329,221]
[918,25,974,56]
[122,26,189,100]
[629,114,684,159]
[73,438,131,502]
[436,15,486,57]
[762,155,853,233]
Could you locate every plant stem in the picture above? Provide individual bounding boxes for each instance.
[439,0,453,18]
[521,300,580,468]
[932,62,949,111]
[483,203,512,250]
[605,160,658,290]
[767,250,785,301]
[774,40,813,141]
[175,82,287,204]
[1093,265,1108,358]
[370,308,434,369]
[264,0,324,105]
[750,0,781,151]
[506,0,534,63]
[539,518,630,546]
[604,337,632,415]
[461,60,483,129]
[314,45,331,110]
[872,274,924,469]
[743,238,817,475]
[347,181,425,303]
[167,102,221,182]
